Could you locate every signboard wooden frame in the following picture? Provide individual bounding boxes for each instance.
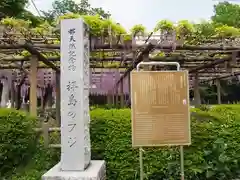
[131,71,191,147]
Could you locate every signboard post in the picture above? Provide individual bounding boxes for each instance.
[131,62,191,180]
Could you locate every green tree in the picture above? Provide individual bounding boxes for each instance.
[130,24,146,36]
[0,0,28,19]
[16,10,43,27]
[90,7,110,19]
[42,0,110,23]
[212,1,240,28]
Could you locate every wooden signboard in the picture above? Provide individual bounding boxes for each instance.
[131,71,191,147]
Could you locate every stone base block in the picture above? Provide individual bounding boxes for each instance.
[42,160,106,180]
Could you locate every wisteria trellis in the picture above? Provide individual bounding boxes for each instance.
[0,68,130,98]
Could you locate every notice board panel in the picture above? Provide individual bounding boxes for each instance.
[131,71,191,147]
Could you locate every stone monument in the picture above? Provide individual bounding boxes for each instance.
[42,18,106,180]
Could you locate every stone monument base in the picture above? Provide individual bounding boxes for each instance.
[42,160,106,180]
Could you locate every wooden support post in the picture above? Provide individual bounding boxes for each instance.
[128,73,131,106]
[231,51,237,73]
[127,51,136,106]
[120,80,124,108]
[107,91,112,105]
[42,122,49,148]
[216,79,221,104]
[112,89,115,106]
[194,73,201,106]
[40,87,44,110]
[115,85,119,107]
[224,61,231,72]
[232,51,237,65]
[10,79,15,108]
[55,71,60,126]
[143,54,150,70]
[29,56,38,116]
[47,93,53,108]
[225,51,238,73]
[1,77,10,108]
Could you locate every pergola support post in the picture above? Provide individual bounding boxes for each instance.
[194,72,201,107]
[55,71,61,126]
[29,55,38,116]
[216,79,221,104]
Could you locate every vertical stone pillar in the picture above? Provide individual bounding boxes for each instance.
[42,18,105,180]
[59,18,90,171]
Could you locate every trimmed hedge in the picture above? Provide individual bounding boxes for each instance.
[8,105,240,179]
[0,108,37,176]
[11,144,59,180]
[90,106,240,180]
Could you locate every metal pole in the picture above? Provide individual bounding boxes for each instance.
[139,148,144,180]
[180,146,184,180]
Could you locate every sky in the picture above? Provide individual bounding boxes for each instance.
[27,0,237,31]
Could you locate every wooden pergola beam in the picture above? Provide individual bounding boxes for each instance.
[203,71,240,82]
[23,43,60,72]
[0,65,131,69]
[1,43,240,51]
[189,56,231,73]
[1,55,239,63]
[34,43,240,51]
